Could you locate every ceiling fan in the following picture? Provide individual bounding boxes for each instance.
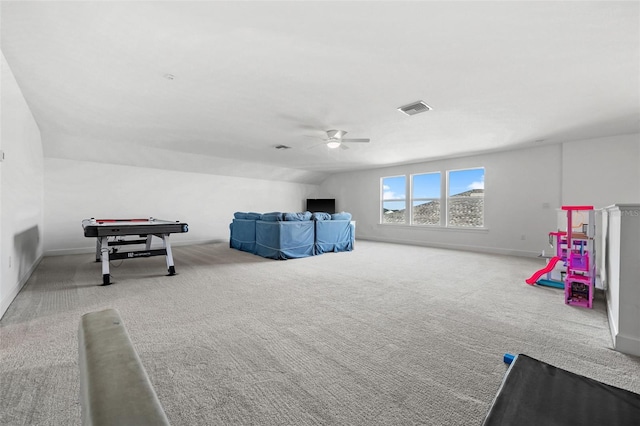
[321,130,370,149]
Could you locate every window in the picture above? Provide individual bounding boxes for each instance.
[381,167,485,228]
[411,172,441,225]
[447,168,484,227]
[381,176,406,224]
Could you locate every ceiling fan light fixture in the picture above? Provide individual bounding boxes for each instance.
[326,141,341,149]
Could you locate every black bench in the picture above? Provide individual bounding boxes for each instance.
[482,354,640,426]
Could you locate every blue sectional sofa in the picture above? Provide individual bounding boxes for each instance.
[255,212,315,259]
[312,212,355,254]
[229,212,261,253]
[229,211,354,259]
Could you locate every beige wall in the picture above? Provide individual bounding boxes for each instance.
[319,133,640,257]
[0,51,44,318]
[319,143,563,257]
[604,204,640,356]
[562,133,640,208]
[43,158,319,255]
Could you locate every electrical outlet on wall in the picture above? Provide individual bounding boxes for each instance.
[521,234,526,240]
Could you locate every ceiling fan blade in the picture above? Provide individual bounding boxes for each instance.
[342,138,370,143]
[306,142,327,149]
[326,129,346,139]
[340,144,350,150]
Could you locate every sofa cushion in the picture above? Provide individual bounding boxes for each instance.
[284,211,312,221]
[234,212,262,220]
[312,212,332,221]
[261,212,283,222]
[331,212,352,221]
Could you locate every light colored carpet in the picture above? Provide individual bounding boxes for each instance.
[1,241,639,425]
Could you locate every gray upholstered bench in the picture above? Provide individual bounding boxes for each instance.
[78,309,170,426]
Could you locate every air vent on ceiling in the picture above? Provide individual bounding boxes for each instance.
[397,100,432,116]
[274,145,292,150]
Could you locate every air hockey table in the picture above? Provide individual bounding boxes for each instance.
[82,218,189,286]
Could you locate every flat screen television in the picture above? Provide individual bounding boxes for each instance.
[306,198,336,214]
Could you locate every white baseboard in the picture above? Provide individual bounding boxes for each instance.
[613,333,640,357]
[606,293,618,349]
[0,255,43,320]
[604,290,640,356]
[356,236,539,258]
[44,239,225,257]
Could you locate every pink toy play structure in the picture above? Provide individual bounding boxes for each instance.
[526,205,596,308]
[525,256,562,285]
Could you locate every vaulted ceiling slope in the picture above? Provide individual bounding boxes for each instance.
[2,1,639,183]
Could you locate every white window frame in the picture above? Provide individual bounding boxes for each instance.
[380,167,485,229]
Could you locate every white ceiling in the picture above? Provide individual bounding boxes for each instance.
[2,1,639,183]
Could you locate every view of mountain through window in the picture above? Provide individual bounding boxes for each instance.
[381,167,484,227]
[412,172,441,225]
[447,168,484,227]
[382,176,406,224]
